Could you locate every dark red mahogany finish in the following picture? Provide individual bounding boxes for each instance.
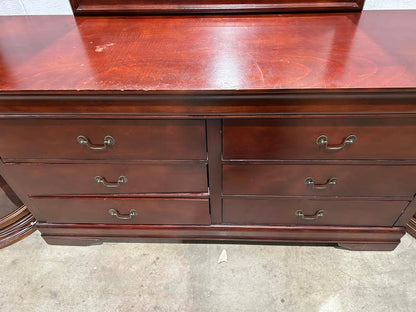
[408,215,416,238]
[1,12,416,250]
[0,176,36,248]
[0,12,415,93]
[69,0,365,15]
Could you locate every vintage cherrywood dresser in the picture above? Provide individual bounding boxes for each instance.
[0,10,415,250]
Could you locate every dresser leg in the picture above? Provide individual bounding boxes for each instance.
[337,242,399,251]
[42,235,103,246]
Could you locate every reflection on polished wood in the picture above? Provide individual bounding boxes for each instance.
[0,11,416,93]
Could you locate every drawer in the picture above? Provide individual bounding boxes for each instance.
[0,119,206,161]
[223,164,416,197]
[28,197,210,225]
[223,198,409,226]
[223,118,416,160]
[2,163,207,196]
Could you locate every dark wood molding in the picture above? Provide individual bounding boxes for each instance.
[406,215,416,238]
[1,91,416,118]
[337,242,399,251]
[0,175,36,248]
[0,205,37,249]
[38,222,403,251]
[0,175,23,208]
[70,0,364,15]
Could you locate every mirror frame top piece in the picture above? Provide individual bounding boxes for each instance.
[69,0,365,15]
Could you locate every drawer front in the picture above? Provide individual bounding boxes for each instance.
[2,163,207,196]
[223,118,416,160]
[0,119,206,160]
[223,164,416,197]
[223,198,409,226]
[29,198,210,225]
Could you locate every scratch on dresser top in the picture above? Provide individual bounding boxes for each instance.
[95,43,115,53]
[254,62,265,82]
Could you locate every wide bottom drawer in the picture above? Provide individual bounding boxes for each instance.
[28,197,210,225]
[223,198,409,226]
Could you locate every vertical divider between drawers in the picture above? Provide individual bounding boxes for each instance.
[206,119,223,224]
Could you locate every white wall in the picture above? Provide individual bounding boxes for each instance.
[0,0,72,14]
[365,0,416,9]
[0,0,415,15]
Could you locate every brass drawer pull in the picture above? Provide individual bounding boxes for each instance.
[304,177,337,190]
[95,175,127,188]
[108,208,138,220]
[77,135,115,150]
[296,209,325,220]
[316,135,356,151]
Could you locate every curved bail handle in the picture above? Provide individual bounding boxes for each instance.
[95,176,127,188]
[77,135,115,150]
[108,209,138,220]
[295,209,325,220]
[316,135,356,151]
[304,177,337,190]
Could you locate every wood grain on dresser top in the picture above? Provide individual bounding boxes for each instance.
[0,12,415,118]
[0,11,415,96]
[1,12,416,250]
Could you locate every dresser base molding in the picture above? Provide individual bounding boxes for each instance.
[38,223,404,251]
[337,243,399,251]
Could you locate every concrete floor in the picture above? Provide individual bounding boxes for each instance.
[1,231,415,312]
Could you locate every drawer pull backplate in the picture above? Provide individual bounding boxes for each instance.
[316,135,356,151]
[95,175,127,188]
[108,208,138,220]
[77,135,115,150]
[304,177,337,190]
[296,209,325,220]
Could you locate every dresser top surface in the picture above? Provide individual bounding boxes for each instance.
[1,11,416,94]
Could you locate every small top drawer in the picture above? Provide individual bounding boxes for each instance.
[223,118,416,160]
[0,119,206,161]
